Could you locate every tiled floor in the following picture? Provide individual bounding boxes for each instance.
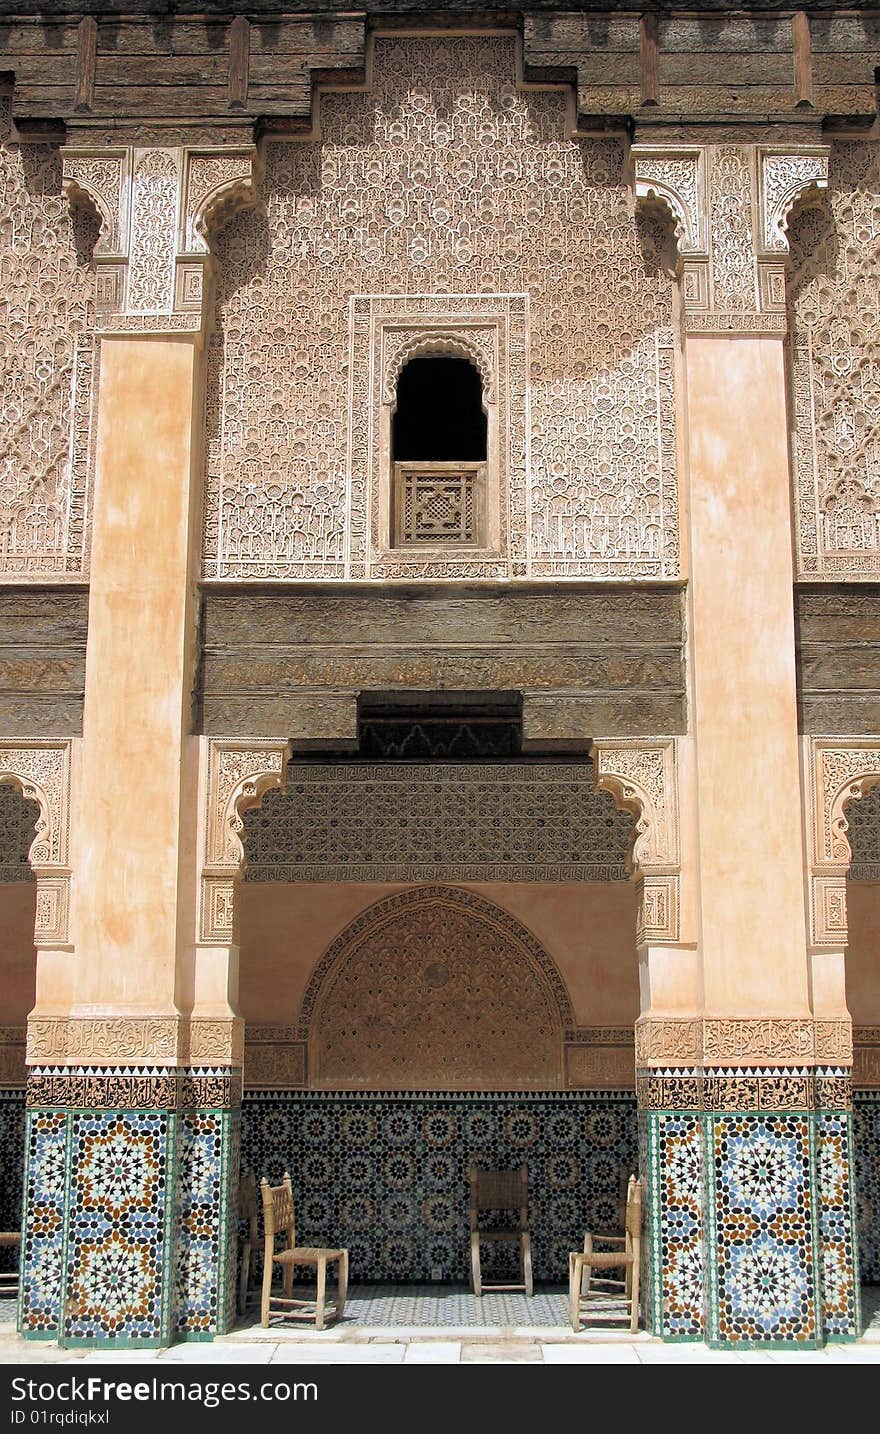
[1,1287,878,1364]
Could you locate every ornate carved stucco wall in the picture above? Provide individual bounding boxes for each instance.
[0,97,98,579]
[203,34,679,582]
[788,141,880,581]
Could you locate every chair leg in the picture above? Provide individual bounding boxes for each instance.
[569,1254,582,1332]
[470,1232,482,1296]
[522,1233,533,1297]
[260,1254,272,1328]
[282,1256,294,1300]
[630,1254,641,1334]
[336,1251,348,1319]
[582,1235,593,1298]
[239,1243,250,1316]
[315,1256,327,1332]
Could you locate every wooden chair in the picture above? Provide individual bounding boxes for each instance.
[569,1174,642,1333]
[259,1172,348,1330]
[238,1169,260,1315]
[469,1164,533,1297]
[0,1232,20,1296]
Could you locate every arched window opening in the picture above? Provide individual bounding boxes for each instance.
[393,356,487,462]
[391,355,488,547]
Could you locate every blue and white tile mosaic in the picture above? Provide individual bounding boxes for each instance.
[19,1109,67,1335]
[854,1094,880,1283]
[652,1113,704,1338]
[708,1113,818,1345]
[817,1111,860,1337]
[241,1092,637,1284]
[63,1111,173,1343]
[0,1091,24,1280]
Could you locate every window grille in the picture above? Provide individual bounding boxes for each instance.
[393,462,485,547]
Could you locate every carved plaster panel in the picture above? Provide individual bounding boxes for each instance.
[788,143,880,580]
[0,782,39,882]
[847,783,880,881]
[854,1028,880,1088]
[0,98,98,577]
[0,1026,26,1086]
[243,1029,307,1090]
[564,1044,635,1090]
[0,742,71,947]
[243,762,632,883]
[204,35,679,582]
[300,885,573,1089]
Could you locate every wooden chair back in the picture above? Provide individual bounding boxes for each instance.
[260,1172,295,1250]
[624,1175,642,1240]
[469,1164,528,1231]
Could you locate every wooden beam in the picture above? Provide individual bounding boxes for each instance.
[228,15,250,110]
[792,10,813,107]
[639,12,659,106]
[74,14,97,113]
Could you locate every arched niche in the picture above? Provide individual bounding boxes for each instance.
[299,884,573,1090]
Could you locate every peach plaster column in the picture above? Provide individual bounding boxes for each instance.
[631,142,858,1346]
[18,143,260,1347]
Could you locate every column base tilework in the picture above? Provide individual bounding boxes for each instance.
[639,1069,862,1347]
[854,1092,880,1284]
[19,1069,240,1347]
[0,1090,24,1283]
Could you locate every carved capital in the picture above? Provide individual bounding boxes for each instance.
[633,143,829,336]
[61,147,128,256]
[807,737,880,947]
[181,147,261,256]
[205,738,291,871]
[187,1016,244,1066]
[63,143,261,326]
[635,1016,702,1067]
[200,737,291,945]
[27,1015,182,1066]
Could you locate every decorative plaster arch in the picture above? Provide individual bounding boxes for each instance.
[298,884,574,1088]
[200,738,292,943]
[382,329,496,406]
[807,738,880,949]
[0,742,72,947]
[593,738,680,945]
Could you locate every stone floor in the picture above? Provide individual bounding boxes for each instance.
[1,1287,879,1364]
